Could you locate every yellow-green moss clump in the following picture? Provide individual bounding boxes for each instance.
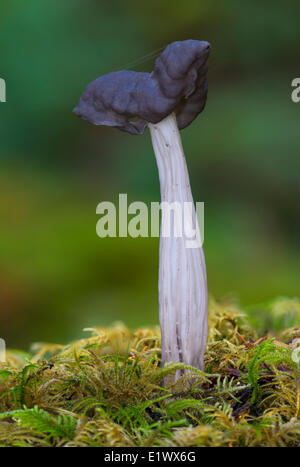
[1,298,300,447]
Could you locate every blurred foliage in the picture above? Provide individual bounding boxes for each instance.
[0,1,300,346]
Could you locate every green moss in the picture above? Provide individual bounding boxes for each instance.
[1,298,300,447]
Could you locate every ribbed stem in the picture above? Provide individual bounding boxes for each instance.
[149,113,208,381]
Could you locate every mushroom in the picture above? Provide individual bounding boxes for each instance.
[74,40,210,380]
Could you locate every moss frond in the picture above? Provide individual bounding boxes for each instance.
[1,298,300,446]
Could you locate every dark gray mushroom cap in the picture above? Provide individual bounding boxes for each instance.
[73,40,210,135]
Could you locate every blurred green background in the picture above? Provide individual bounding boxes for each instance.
[0,0,299,348]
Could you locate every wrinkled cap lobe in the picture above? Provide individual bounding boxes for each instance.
[73,40,210,135]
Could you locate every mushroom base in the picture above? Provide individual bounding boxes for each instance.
[149,113,208,382]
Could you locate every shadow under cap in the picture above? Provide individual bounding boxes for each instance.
[73,40,210,135]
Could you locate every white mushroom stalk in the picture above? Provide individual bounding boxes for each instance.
[73,39,211,383]
[149,113,208,380]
